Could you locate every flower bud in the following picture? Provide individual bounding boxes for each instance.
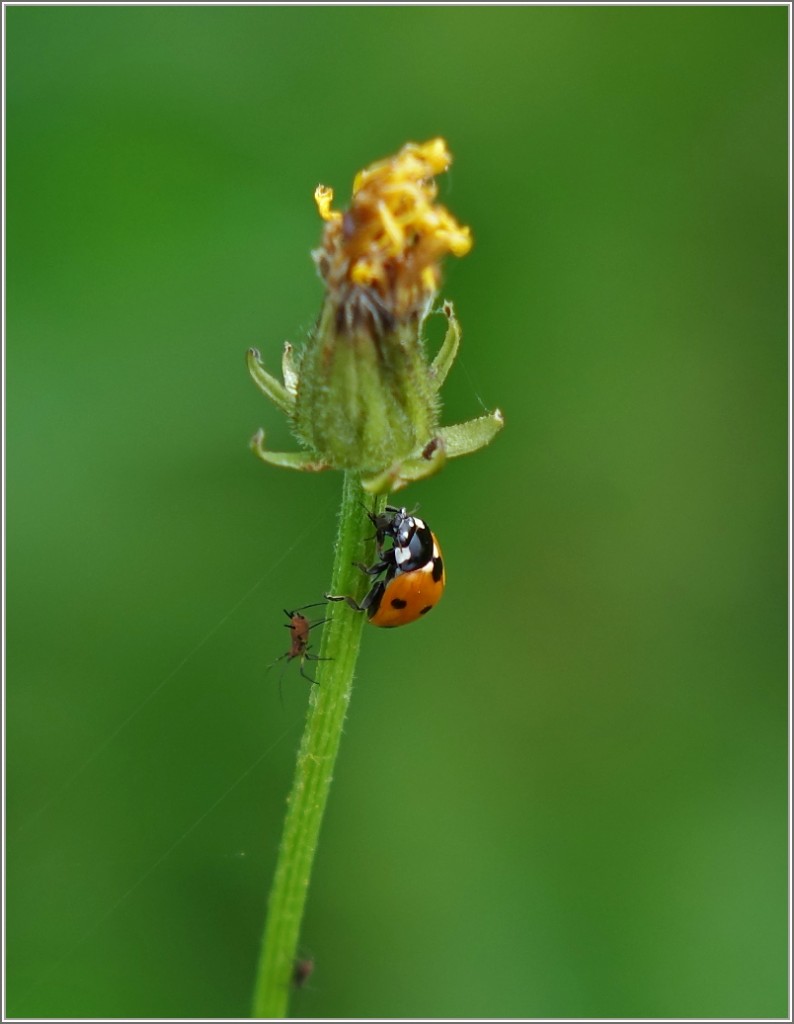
[293,139,470,473]
[248,140,503,493]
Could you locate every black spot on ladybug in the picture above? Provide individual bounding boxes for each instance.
[431,557,444,582]
[390,598,408,609]
[420,605,433,615]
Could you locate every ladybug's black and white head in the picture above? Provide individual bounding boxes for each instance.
[369,505,411,546]
[390,507,417,548]
[367,505,435,573]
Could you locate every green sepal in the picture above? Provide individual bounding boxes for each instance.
[250,429,330,472]
[247,348,293,415]
[437,409,505,458]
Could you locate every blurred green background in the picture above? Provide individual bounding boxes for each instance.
[7,6,788,1019]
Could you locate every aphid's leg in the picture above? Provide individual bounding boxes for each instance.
[299,649,332,685]
[269,652,293,703]
[282,610,328,631]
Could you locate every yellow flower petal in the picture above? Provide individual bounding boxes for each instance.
[314,184,342,223]
[313,139,471,328]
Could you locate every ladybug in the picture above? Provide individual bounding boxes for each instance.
[269,603,329,684]
[328,506,445,628]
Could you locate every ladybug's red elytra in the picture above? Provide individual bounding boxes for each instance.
[328,506,445,628]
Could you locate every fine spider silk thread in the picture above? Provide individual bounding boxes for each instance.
[14,721,299,1010]
[16,498,335,835]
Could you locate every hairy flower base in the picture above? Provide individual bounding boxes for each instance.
[248,302,503,493]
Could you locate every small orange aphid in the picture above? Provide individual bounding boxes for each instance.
[269,602,329,686]
[292,956,315,990]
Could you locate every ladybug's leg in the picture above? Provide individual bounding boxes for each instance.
[326,561,393,618]
[366,508,402,552]
[359,579,386,617]
[325,593,366,612]
[353,547,396,576]
[352,558,390,576]
[325,579,385,617]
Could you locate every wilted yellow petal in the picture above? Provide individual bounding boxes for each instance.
[314,184,342,223]
[313,139,471,329]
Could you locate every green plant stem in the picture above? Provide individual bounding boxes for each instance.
[252,472,386,1018]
